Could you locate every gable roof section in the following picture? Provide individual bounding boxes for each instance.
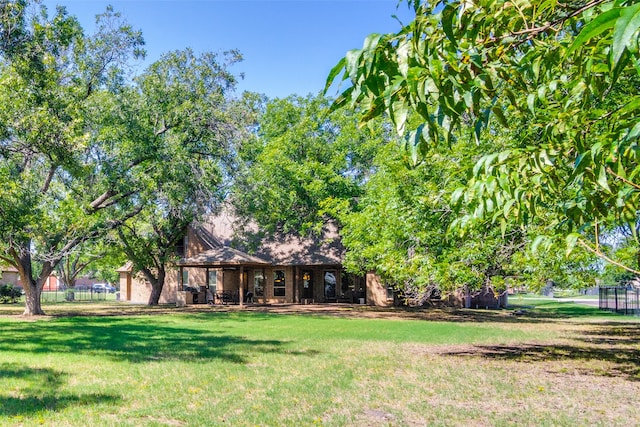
[177,245,271,267]
[116,261,133,273]
[197,207,345,266]
[0,265,19,273]
[192,224,223,250]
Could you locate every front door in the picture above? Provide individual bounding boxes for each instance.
[302,270,313,299]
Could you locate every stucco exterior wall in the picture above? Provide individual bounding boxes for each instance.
[118,272,130,301]
[0,271,21,286]
[125,269,179,305]
[366,272,393,307]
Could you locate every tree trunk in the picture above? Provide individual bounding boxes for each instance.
[146,267,166,306]
[16,251,54,316]
[23,280,45,316]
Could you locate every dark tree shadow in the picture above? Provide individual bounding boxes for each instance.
[0,314,319,364]
[438,342,640,381]
[574,322,640,346]
[0,364,120,417]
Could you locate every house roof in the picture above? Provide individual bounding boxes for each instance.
[116,261,133,273]
[197,207,345,267]
[177,245,271,267]
[0,265,19,273]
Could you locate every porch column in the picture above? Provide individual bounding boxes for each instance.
[239,266,244,308]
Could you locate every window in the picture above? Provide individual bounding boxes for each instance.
[175,234,188,257]
[324,271,336,299]
[341,271,355,296]
[207,269,217,294]
[254,270,265,297]
[387,286,394,301]
[179,270,189,291]
[274,270,286,297]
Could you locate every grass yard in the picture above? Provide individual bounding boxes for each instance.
[0,301,638,426]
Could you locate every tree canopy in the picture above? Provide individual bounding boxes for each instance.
[0,2,244,313]
[326,0,640,275]
[0,2,145,314]
[231,94,388,235]
[114,49,244,305]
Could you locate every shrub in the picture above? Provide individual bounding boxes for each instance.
[0,284,23,303]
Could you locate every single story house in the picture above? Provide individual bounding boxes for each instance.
[119,211,394,306]
[0,265,60,290]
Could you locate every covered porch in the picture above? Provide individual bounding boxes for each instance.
[176,252,368,306]
[175,246,271,307]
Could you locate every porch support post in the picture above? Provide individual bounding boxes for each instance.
[239,266,245,308]
[294,266,299,303]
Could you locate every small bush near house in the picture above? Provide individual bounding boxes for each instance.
[0,284,23,303]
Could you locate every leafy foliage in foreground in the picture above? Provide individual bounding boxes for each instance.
[327,0,640,275]
[340,139,598,293]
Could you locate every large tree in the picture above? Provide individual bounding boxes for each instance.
[0,2,145,315]
[57,238,124,289]
[114,48,244,305]
[327,0,640,275]
[232,94,388,235]
[340,131,598,301]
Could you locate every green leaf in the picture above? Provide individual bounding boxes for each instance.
[362,33,384,52]
[345,49,362,80]
[531,235,549,253]
[565,233,581,256]
[624,121,640,141]
[597,165,611,192]
[612,4,640,69]
[567,8,622,56]
[492,106,509,128]
[503,199,516,218]
[328,86,354,114]
[397,39,410,78]
[442,5,457,46]
[451,186,465,206]
[617,97,640,117]
[324,57,346,94]
[391,100,409,135]
[405,123,426,165]
[526,93,535,115]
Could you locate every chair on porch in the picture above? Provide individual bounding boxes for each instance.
[216,291,233,305]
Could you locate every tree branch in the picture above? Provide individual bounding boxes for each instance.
[607,167,640,191]
[504,0,609,47]
[89,189,116,210]
[578,240,640,275]
[41,164,57,194]
[0,254,18,268]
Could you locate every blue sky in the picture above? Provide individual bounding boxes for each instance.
[41,1,414,99]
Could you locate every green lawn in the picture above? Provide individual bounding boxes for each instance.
[0,302,638,426]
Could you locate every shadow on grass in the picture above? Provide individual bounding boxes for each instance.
[0,363,120,417]
[577,323,640,345]
[334,301,623,325]
[439,340,640,381]
[427,300,627,324]
[0,315,319,364]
